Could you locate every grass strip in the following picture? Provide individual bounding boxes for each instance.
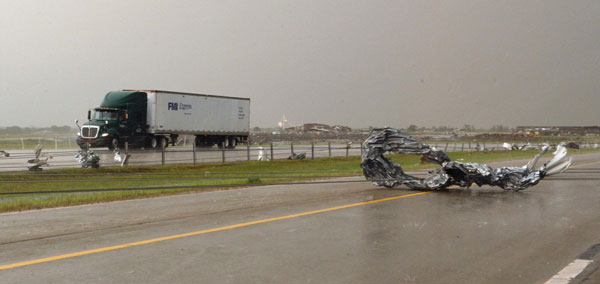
[0,148,598,213]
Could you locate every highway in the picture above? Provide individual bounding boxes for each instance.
[0,153,599,283]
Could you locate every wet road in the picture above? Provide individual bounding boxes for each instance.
[0,153,599,283]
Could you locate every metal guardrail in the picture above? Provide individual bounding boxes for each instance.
[0,139,599,171]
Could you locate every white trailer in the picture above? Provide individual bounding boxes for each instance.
[132,90,250,148]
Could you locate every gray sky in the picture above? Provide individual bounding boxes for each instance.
[1,0,599,129]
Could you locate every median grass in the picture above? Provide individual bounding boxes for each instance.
[0,148,598,212]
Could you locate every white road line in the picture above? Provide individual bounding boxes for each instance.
[545,259,593,284]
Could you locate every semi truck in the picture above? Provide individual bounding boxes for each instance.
[76,90,250,150]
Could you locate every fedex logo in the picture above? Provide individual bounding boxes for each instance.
[168,102,178,110]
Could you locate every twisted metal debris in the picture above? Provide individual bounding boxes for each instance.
[360,127,572,191]
[113,148,131,167]
[75,143,100,168]
[28,144,52,171]
[288,152,306,160]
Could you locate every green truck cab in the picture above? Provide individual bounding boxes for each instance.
[77,91,155,150]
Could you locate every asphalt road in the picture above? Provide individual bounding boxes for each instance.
[0,153,599,283]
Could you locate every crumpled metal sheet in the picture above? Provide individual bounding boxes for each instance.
[27,144,52,171]
[361,127,571,191]
[288,152,306,160]
[564,142,580,149]
[76,143,100,168]
[113,148,131,167]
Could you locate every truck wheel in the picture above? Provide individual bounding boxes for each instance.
[229,137,237,149]
[108,137,119,150]
[160,137,168,149]
[149,137,158,149]
[219,137,229,149]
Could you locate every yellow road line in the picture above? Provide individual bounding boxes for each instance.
[0,191,431,271]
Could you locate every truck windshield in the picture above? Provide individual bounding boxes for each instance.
[93,110,119,120]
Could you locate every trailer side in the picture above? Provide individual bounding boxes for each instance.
[148,91,250,136]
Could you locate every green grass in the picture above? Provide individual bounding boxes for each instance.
[0,148,598,213]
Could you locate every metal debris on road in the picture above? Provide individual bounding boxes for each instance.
[361,127,572,191]
[288,152,306,160]
[75,143,100,168]
[257,146,267,161]
[27,144,52,171]
[113,148,130,167]
[563,142,580,150]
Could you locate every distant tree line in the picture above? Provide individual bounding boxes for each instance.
[0,125,74,134]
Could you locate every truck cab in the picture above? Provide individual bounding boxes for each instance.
[77,91,150,150]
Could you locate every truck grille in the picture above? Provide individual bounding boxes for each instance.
[81,126,99,138]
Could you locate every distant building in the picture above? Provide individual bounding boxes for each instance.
[304,123,332,133]
[282,123,352,134]
[332,125,352,132]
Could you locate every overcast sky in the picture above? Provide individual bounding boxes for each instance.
[1,1,599,129]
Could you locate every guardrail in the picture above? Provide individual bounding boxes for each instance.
[0,139,598,172]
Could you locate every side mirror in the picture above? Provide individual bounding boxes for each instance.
[87,110,91,120]
[75,119,80,130]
